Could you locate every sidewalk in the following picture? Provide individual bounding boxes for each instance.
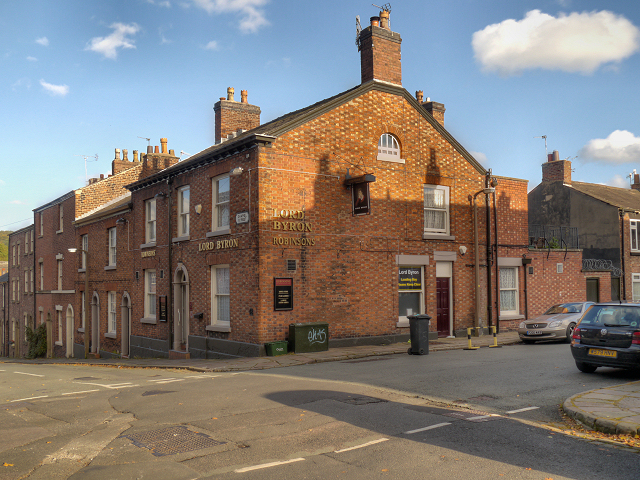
[4,331,640,436]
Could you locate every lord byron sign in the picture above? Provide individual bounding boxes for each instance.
[398,267,422,290]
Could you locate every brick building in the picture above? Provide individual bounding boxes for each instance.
[1,273,7,356]
[7,225,35,357]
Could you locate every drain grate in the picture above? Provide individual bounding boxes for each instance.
[337,396,388,405]
[122,426,225,456]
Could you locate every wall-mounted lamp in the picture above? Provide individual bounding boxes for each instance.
[116,218,127,225]
[230,167,244,176]
[195,204,202,215]
[459,245,467,256]
[154,192,166,198]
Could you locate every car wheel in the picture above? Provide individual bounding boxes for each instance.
[522,339,536,345]
[575,361,597,373]
[565,323,576,343]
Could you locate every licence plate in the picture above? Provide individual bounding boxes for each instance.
[588,348,617,358]
[527,331,542,336]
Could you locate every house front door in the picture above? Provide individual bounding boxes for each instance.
[436,277,450,337]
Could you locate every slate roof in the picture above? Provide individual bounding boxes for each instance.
[126,80,486,191]
[570,181,640,212]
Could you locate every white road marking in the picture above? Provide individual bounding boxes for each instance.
[61,390,100,396]
[334,438,389,453]
[149,377,179,382]
[506,406,540,414]
[150,379,185,384]
[234,458,305,473]
[76,382,138,390]
[466,414,500,421]
[405,423,452,434]
[14,371,45,377]
[185,375,220,379]
[10,395,49,402]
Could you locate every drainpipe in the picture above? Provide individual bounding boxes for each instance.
[620,209,626,301]
[485,171,494,329]
[167,178,174,352]
[493,187,500,332]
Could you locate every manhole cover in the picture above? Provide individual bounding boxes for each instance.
[141,390,175,397]
[122,426,225,456]
[337,396,388,405]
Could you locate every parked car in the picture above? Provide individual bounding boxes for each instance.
[518,302,594,344]
[570,303,640,373]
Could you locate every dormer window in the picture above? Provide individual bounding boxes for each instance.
[377,133,403,163]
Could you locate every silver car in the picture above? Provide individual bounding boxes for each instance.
[518,302,594,344]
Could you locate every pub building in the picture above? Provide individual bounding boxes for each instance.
[121,9,533,359]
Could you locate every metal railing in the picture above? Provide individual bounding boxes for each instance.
[529,225,579,249]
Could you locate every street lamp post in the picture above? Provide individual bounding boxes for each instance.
[470,186,495,332]
[68,247,89,358]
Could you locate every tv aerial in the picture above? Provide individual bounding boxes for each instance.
[372,3,391,12]
[355,15,362,50]
[138,136,151,146]
[534,135,548,157]
[75,154,98,183]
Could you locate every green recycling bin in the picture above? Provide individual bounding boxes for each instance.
[265,341,288,356]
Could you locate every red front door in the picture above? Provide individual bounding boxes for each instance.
[436,277,450,337]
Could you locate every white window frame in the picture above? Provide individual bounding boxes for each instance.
[144,270,156,319]
[211,265,230,328]
[24,270,28,293]
[12,245,15,266]
[40,213,43,236]
[17,243,20,265]
[58,204,64,233]
[57,259,63,291]
[178,186,190,237]
[377,133,404,163]
[424,185,450,235]
[633,274,640,302]
[499,267,519,316]
[631,220,640,252]
[212,175,230,232]
[108,228,117,266]
[39,261,44,291]
[82,235,88,270]
[12,281,15,301]
[30,229,34,252]
[30,269,33,293]
[146,199,157,244]
[56,310,62,346]
[108,291,117,334]
[25,232,29,254]
[16,280,19,302]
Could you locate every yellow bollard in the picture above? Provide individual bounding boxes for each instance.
[463,327,479,350]
[489,325,502,348]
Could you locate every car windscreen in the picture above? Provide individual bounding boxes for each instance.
[544,303,582,315]
[578,305,640,327]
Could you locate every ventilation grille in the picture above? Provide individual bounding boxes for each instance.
[286,259,297,272]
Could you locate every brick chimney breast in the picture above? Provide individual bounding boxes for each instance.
[541,150,572,184]
[359,12,402,86]
[214,88,261,144]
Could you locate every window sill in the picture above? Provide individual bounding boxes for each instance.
[423,233,455,241]
[104,265,116,271]
[140,317,157,324]
[631,251,640,256]
[396,319,410,328]
[499,314,525,321]
[172,235,190,243]
[206,228,231,238]
[105,332,116,339]
[54,341,62,346]
[141,241,156,249]
[51,290,76,294]
[377,155,405,164]
[206,324,231,333]
[78,268,86,273]
[78,327,85,333]
[56,230,63,235]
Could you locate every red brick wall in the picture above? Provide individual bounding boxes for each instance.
[541,159,572,184]
[8,225,35,357]
[359,26,402,85]
[214,98,261,144]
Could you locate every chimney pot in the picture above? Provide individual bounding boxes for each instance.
[133,150,139,162]
[123,149,128,161]
[553,150,560,162]
[147,145,153,154]
[169,149,175,156]
[370,16,380,27]
[154,146,159,154]
[241,90,248,104]
[379,10,390,29]
[161,138,168,154]
[100,174,104,180]
[114,148,121,161]
[227,87,235,101]
[416,90,424,103]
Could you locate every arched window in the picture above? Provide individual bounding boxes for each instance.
[377,134,403,163]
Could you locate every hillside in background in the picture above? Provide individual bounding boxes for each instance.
[0,231,11,261]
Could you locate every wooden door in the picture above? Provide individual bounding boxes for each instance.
[436,277,450,337]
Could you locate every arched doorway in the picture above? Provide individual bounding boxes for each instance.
[121,292,131,358]
[66,305,74,358]
[173,265,189,352]
[91,292,100,354]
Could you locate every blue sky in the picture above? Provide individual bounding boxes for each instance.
[2,0,640,231]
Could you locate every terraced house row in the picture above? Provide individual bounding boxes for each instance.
[2,11,613,359]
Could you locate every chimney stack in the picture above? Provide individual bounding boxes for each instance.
[214,88,261,144]
[541,150,572,184]
[112,147,141,176]
[359,9,402,85]
[632,173,640,191]
[141,138,180,180]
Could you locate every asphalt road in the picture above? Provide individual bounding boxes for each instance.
[1,342,639,479]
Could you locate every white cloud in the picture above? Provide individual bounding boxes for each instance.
[203,40,219,50]
[604,174,629,189]
[147,0,171,6]
[85,23,141,59]
[40,79,69,96]
[579,130,640,164]
[469,151,488,164]
[0,179,5,185]
[10,200,25,205]
[188,0,269,33]
[12,78,31,90]
[26,56,37,62]
[35,36,49,46]
[472,10,640,75]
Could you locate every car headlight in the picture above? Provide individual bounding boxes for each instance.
[519,322,526,329]
[548,320,562,328]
